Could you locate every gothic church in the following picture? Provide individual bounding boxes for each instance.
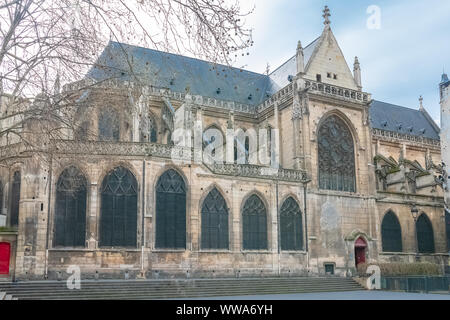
[0,7,448,280]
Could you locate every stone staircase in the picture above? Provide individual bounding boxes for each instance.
[0,277,364,300]
[0,292,17,300]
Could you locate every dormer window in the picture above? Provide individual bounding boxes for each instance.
[316,74,322,82]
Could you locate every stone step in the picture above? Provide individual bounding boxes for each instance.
[10,287,363,300]
[0,277,357,287]
[0,279,358,288]
[3,283,362,295]
[0,283,360,294]
[0,281,361,291]
[0,277,364,300]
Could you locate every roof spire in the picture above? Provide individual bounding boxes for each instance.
[323,5,331,26]
[353,57,362,90]
[419,95,424,111]
[296,41,304,75]
[441,68,449,84]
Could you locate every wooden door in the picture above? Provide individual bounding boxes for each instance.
[0,242,10,275]
[354,237,367,266]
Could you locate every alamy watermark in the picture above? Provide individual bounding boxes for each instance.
[366,265,381,290]
[66,265,81,290]
[367,5,381,30]
[169,104,280,171]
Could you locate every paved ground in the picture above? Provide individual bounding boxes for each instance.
[180,291,450,300]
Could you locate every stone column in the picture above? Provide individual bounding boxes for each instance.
[87,183,98,249]
[292,89,306,170]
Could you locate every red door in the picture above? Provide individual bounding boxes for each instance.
[354,237,367,266]
[0,242,11,275]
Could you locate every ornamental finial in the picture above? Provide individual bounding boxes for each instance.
[419,95,424,111]
[323,6,331,26]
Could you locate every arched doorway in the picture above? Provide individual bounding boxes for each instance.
[354,237,367,267]
[0,242,10,275]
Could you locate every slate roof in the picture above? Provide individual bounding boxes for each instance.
[86,38,323,106]
[87,41,276,106]
[268,37,320,89]
[369,100,440,140]
[87,42,441,142]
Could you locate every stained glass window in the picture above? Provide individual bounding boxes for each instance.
[381,211,402,252]
[100,167,137,247]
[416,214,435,253]
[54,167,87,247]
[280,197,303,251]
[0,181,3,215]
[201,188,229,249]
[98,108,120,141]
[75,121,89,141]
[140,115,157,143]
[9,171,20,227]
[318,115,356,192]
[445,210,450,252]
[242,194,267,250]
[155,169,186,249]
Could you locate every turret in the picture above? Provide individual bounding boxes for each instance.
[354,56,362,90]
[296,41,305,75]
[440,72,449,102]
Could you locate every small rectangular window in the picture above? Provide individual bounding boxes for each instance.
[316,74,322,82]
[327,72,331,78]
[333,74,338,80]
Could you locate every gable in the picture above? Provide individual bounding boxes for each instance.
[305,28,358,90]
[268,37,320,89]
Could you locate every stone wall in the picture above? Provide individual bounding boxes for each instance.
[1,79,446,281]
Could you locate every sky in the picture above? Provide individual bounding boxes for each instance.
[233,0,450,126]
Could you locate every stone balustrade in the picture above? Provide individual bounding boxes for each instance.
[304,79,370,104]
[50,140,309,183]
[372,128,440,147]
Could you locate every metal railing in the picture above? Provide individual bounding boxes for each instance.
[381,276,450,293]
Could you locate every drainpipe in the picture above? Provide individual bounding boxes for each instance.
[276,181,280,276]
[303,180,311,272]
[141,159,146,275]
[44,152,54,279]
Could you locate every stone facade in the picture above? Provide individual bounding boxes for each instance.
[0,10,448,281]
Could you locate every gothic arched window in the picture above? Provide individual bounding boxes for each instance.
[201,188,229,250]
[98,108,120,141]
[280,197,303,251]
[234,137,249,164]
[416,214,435,253]
[100,167,137,247]
[445,211,450,251]
[75,121,89,141]
[54,167,87,247]
[9,171,21,227]
[140,115,157,143]
[318,115,356,192]
[155,169,186,249]
[381,211,402,252]
[0,181,3,216]
[242,194,267,250]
